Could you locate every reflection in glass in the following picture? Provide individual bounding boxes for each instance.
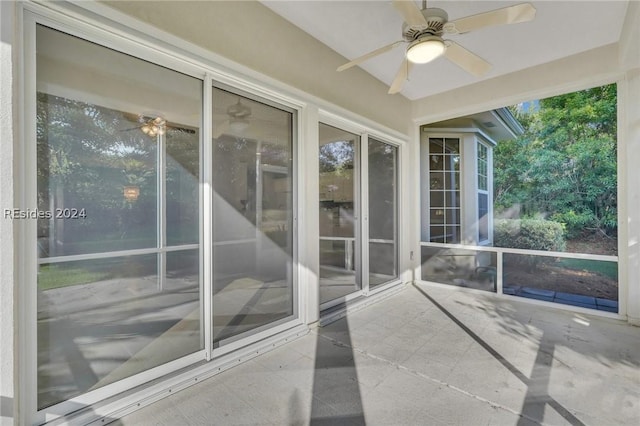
[369,139,398,287]
[167,128,200,245]
[318,124,359,304]
[212,87,294,344]
[421,246,497,292]
[36,25,202,409]
[37,253,201,407]
[502,253,618,312]
[445,138,459,154]
[37,92,158,257]
[478,193,489,242]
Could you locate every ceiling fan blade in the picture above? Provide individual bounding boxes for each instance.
[213,120,230,139]
[337,41,405,72]
[167,125,196,135]
[388,58,413,95]
[392,0,429,29]
[447,3,536,34]
[444,41,491,77]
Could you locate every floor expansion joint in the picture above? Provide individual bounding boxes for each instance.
[315,331,545,425]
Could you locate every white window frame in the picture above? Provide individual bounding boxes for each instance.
[209,81,300,356]
[420,132,464,244]
[476,140,492,245]
[365,134,403,296]
[317,119,363,311]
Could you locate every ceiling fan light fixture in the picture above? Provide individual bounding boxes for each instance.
[406,36,445,64]
[140,115,166,137]
[229,118,249,134]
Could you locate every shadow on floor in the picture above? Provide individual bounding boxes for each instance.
[310,315,366,425]
[412,283,586,426]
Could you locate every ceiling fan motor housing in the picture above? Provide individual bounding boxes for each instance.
[226,100,252,118]
[402,7,448,40]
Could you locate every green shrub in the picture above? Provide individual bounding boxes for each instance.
[494,219,566,252]
[494,218,566,271]
[550,210,595,238]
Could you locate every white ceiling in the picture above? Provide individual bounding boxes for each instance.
[262,1,629,100]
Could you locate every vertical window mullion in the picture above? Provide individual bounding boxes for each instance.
[360,133,369,294]
[23,12,39,423]
[202,74,213,360]
[394,146,399,277]
[158,133,167,290]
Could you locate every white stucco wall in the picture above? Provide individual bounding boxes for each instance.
[620,68,640,325]
[619,0,640,325]
[0,1,16,424]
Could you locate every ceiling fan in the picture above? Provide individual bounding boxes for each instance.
[122,113,196,136]
[337,0,536,94]
[213,98,253,139]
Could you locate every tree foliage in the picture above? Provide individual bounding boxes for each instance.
[495,84,617,238]
[319,140,354,173]
[37,93,200,256]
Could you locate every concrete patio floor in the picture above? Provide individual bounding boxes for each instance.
[116,283,640,425]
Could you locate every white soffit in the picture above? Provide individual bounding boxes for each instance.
[261,1,629,100]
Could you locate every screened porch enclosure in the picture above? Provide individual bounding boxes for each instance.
[420,93,619,313]
[7,1,636,424]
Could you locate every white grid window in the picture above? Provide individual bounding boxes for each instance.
[428,137,460,243]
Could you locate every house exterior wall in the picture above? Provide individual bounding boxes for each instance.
[621,69,640,325]
[619,0,640,325]
[1,1,17,424]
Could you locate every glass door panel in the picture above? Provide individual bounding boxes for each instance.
[368,138,399,287]
[319,123,360,305]
[211,86,294,346]
[35,25,202,408]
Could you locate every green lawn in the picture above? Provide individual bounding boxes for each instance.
[556,258,618,280]
[38,264,112,290]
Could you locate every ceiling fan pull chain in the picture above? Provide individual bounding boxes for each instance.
[406,58,410,81]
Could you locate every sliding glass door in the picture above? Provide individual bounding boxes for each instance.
[319,124,360,305]
[36,25,203,408]
[318,125,400,310]
[368,138,399,287]
[32,21,299,418]
[211,86,295,346]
